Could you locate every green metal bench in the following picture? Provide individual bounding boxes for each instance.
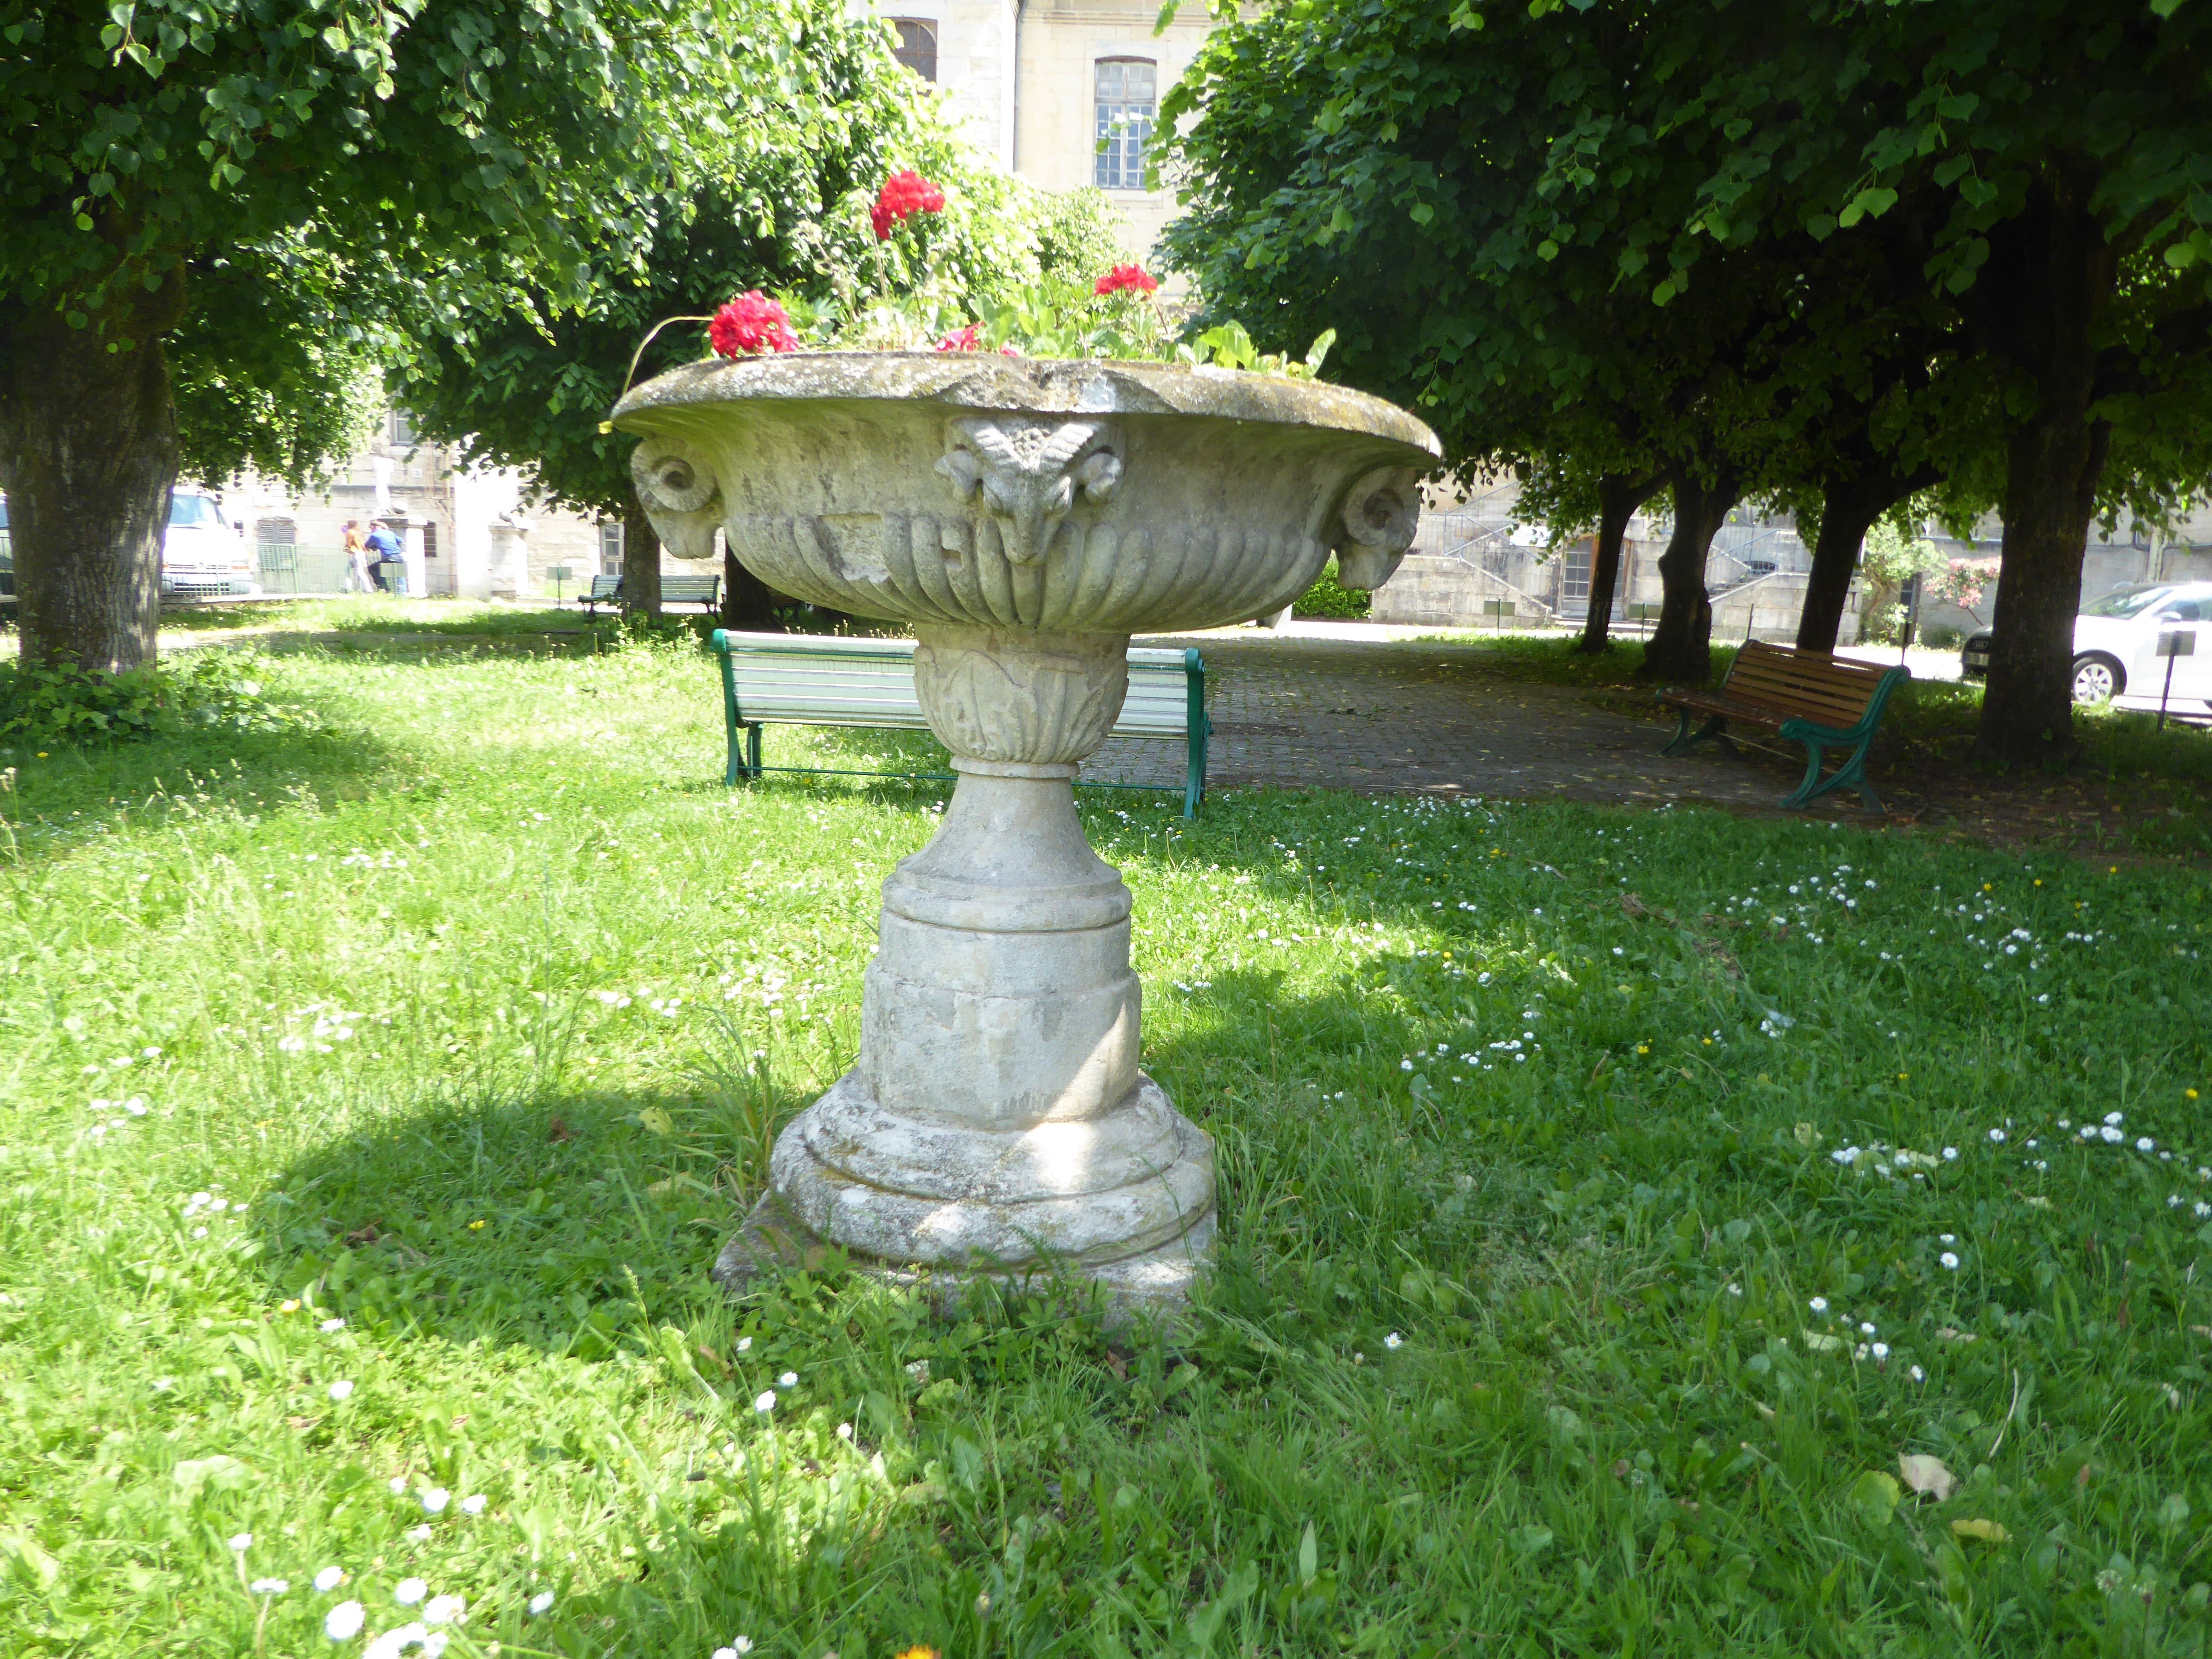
[1658,641,1909,810]
[579,572,722,617]
[708,630,1212,817]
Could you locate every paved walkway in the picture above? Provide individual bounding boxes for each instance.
[1086,628,1798,810]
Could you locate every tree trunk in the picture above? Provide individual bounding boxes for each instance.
[1638,464,1736,683]
[722,547,782,631]
[1577,472,1663,654]
[620,490,663,621]
[0,278,185,672]
[1973,179,2116,767]
[1798,481,1888,653]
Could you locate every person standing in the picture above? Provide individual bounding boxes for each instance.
[342,521,373,594]
[364,522,405,594]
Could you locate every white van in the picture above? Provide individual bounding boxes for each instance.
[162,489,262,598]
[0,490,258,601]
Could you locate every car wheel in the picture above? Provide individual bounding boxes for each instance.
[2071,653,2123,704]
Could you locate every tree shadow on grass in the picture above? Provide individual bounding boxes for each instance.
[257,1055,816,1358]
[0,716,400,868]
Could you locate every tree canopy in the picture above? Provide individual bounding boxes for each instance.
[1161,0,2212,760]
[0,0,788,670]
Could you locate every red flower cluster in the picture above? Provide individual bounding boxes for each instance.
[709,291,798,357]
[872,170,947,241]
[935,323,984,352]
[1094,263,1159,297]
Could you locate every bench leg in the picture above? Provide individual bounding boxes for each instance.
[1662,711,1728,757]
[726,722,762,786]
[1183,719,1208,819]
[1784,740,1882,813]
[1781,740,1826,809]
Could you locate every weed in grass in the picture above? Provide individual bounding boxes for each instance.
[0,633,2208,1654]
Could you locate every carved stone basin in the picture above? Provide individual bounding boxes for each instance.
[612,353,1439,1306]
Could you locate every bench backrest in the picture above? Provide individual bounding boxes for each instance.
[1723,642,1899,728]
[709,630,1199,740]
[588,573,719,602]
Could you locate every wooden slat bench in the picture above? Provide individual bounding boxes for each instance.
[1658,642,1909,810]
[708,630,1213,816]
[578,573,722,617]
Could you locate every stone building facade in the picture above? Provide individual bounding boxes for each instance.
[218,410,674,602]
[865,0,1217,261]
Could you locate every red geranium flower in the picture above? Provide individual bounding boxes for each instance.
[872,170,947,241]
[1094,263,1160,297]
[710,291,799,357]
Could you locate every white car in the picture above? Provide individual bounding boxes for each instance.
[1962,581,2212,716]
[161,489,262,599]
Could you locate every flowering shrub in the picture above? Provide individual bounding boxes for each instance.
[934,323,983,351]
[871,170,947,241]
[1938,555,2001,615]
[709,291,799,357]
[1094,262,1159,297]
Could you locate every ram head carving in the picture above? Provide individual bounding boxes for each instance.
[936,417,1122,567]
[629,436,724,562]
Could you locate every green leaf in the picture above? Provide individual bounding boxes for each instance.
[1408,201,1434,226]
[1297,1520,1318,1584]
[1849,1470,1901,1527]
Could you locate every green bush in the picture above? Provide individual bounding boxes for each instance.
[1292,558,1373,619]
[0,651,320,748]
[1027,185,1128,285]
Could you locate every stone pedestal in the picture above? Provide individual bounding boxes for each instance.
[613,352,1439,1309]
[754,626,1215,1304]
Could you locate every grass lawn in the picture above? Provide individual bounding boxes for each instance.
[2,634,2210,1658]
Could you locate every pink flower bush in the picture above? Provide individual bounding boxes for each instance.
[709,291,798,357]
[1094,263,1159,297]
[872,171,947,241]
[935,323,984,352]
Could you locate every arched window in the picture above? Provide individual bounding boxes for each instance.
[891,19,937,81]
[1094,59,1156,190]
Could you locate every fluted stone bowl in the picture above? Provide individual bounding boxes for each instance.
[609,352,1442,632]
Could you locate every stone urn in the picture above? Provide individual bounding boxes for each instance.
[611,354,1439,1306]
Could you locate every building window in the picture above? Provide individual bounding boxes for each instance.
[254,517,296,547]
[891,19,937,81]
[1094,59,1156,190]
[600,521,624,571]
[422,522,439,560]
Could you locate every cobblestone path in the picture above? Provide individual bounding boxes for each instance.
[1085,633,1792,811]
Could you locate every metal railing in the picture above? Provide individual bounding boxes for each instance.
[256,545,358,596]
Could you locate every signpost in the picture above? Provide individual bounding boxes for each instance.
[2156,628,2195,731]
[547,565,572,603]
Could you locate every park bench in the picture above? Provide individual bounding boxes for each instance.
[1658,641,1909,811]
[708,629,1212,816]
[578,573,722,618]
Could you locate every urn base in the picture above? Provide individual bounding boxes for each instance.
[713,1068,1216,1315]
